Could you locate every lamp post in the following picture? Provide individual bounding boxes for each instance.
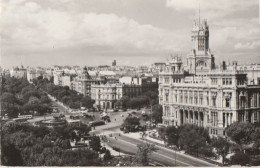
[175,149,176,166]
[150,99,153,129]
[119,146,121,156]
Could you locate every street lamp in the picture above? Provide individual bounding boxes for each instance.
[175,149,176,166]
[150,99,153,129]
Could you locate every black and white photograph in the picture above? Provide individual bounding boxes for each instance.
[1,0,260,166]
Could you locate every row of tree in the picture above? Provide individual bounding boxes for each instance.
[33,77,95,109]
[158,122,260,166]
[1,77,52,117]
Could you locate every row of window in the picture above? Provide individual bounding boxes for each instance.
[211,78,218,85]
[223,78,232,85]
[98,94,120,99]
[237,79,245,85]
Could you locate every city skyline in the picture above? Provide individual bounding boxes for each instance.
[1,0,260,68]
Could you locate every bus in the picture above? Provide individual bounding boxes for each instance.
[13,118,28,122]
[88,120,105,127]
[18,115,33,119]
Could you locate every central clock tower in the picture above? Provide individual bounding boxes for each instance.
[187,19,215,75]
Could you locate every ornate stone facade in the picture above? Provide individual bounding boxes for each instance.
[159,19,260,136]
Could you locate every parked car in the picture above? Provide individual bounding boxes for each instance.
[131,111,137,114]
[113,109,119,112]
[122,108,127,112]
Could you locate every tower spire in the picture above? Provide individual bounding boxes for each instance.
[199,3,200,25]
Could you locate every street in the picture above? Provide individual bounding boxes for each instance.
[102,130,216,167]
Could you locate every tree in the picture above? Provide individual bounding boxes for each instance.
[211,136,230,164]
[89,136,101,151]
[1,122,104,166]
[226,122,254,152]
[230,152,251,166]
[165,126,179,146]
[120,96,130,108]
[177,124,211,156]
[122,116,140,128]
[103,149,113,161]
[1,92,17,104]
[151,104,163,124]
[136,143,157,166]
[1,142,24,166]
[157,126,167,140]
[81,96,95,108]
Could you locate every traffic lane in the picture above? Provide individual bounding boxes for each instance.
[114,134,216,167]
[114,135,192,166]
[106,136,187,166]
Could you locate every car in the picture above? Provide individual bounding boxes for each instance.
[122,108,127,112]
[113,109,119,112]
[131,111,136,114]
[137,107,141,111]
[101,115,110,120]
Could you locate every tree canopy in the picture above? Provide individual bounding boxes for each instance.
[122,116,140,128]
[1,122,101,166]
[1,77,52,117]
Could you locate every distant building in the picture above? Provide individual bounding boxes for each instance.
[91,84,122,109]
[98,65,110,71]
[61,75,71,87]
[10,66,27,79]
[112,60,116,66]
[237,64,260,85]
[152,62,166,72]
[27,70,37,83]
[91,83,142,109]
[119,76,142,85]
[71,67,106,97]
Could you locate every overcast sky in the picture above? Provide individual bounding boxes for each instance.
[1,0,260,68]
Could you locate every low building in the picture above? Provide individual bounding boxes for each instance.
[71,67,106,97]
[91,83,142,109]
[91,84,122,109]
[10,66,27,79]
[119,76,142,85]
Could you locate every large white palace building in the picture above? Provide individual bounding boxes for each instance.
[159,18,260,136]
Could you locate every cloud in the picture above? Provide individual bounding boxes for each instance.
[1,0,185,56]
[1,0,259,67]
[166,0,257,19]
[234,41,260,50]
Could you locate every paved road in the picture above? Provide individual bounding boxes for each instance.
[105,132,216,167]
